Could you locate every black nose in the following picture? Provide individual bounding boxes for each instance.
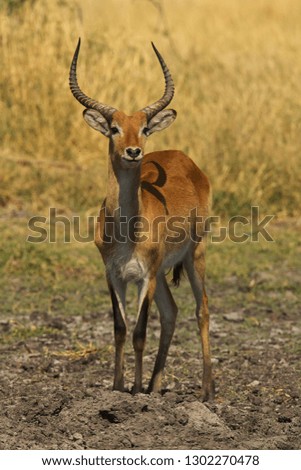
[126,147,141,159]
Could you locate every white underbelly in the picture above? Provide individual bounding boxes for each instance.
[108,241,191,282]
[118,257,147,282]
[107,256,147,282]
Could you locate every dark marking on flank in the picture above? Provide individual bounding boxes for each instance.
[141,181,168,213]
[141,161,169,214]
[145,161,167,187]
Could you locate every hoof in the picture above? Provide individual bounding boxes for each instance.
[131,385,143,395]
[113,383,125,393]
[201,380,215,402]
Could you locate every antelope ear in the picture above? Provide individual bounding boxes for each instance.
[83,109,110,137]
[147,109,177,135]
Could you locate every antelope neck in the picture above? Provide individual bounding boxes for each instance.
[106,151,142,224]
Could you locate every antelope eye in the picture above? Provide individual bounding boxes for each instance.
[111,126,119,135]
[143,127,150,136]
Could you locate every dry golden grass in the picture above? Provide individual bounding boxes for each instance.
[1,0,301,216]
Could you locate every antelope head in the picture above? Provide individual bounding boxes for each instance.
[69,39,177,169]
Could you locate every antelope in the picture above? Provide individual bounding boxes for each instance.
[69,39,215,401]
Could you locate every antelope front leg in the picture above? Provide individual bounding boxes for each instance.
[147,274,178,393]
[108,279,127,392]
[132,277,156,394]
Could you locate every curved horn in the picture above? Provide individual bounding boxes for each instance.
[140,42,175,120]
[69,38,117,121]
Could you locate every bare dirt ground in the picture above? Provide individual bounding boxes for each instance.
[0,273,300,450]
